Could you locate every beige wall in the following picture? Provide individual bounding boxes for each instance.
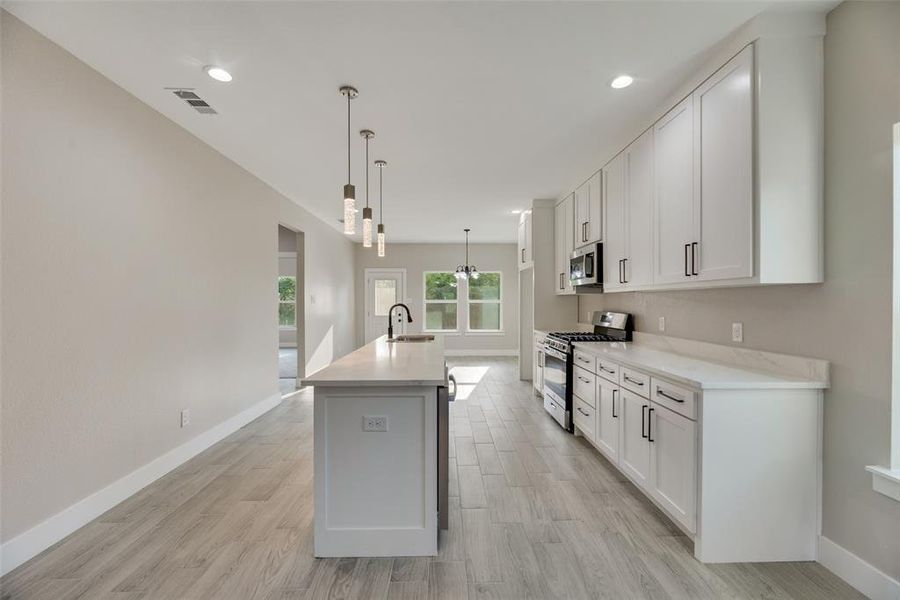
[0,12,355,544]
[355,243,518,352]
[578,1,900,578]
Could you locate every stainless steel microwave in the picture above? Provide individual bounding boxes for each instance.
[570,243,603,289]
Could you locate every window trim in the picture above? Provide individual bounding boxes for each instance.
[466,271,503,333]
[422,271,460,333]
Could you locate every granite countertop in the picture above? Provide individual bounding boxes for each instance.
[571,341,828,391]
[302,335,447,387]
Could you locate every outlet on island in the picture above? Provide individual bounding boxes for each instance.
[363,415,388,432]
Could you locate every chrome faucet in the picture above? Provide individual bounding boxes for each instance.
[387,303,413,340]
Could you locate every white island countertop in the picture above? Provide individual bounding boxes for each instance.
[303,335,446,387]
[572,341,828,391]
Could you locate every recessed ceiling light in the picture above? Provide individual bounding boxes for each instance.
[204,65,232,82]
[611,75,634,89]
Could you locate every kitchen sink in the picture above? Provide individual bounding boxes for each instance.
[387,334,435,343]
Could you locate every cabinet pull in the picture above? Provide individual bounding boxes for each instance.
[622,258,628,284]
[691,242,699,276]
[577,407,590,417]
[624,374,645,387]
[578,376,590,384]
[684,244,691,277]
[577,356,591,364]
[521,248,525,263]
[618,259,624,284]
[612,389,618,418]
[599,364,615,374]
[641,404,648,439]
[656,388,684,403]
[559,273,564,290]
[648,407,655,442]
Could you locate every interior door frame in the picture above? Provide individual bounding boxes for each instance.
[364,268,407,343]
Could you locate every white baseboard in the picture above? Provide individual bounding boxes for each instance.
[818,535,900,600]
[444,349,518,357]
[0,393,282,577]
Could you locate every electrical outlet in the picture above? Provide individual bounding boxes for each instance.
[363,415,388,432]
[732,322,743,343]
[180,409,191,428]
[658,316,666,332]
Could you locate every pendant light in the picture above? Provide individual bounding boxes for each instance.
[454,229,479,279]
[375,160,387,257]
[339,86,358,235]
[360,129,375,247]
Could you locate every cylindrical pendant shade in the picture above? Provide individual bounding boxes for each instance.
[362,207,373,247]
[343,198,356,234]
[377,223,385,257]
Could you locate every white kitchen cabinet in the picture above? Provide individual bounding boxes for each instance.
[623,130,653,287]
[653,96,695,285]
[649,404,696,533]
[602,152,625,292]
[517,210,533,270]
[554,195,575,295]
[692,45,753,282]
[595,377,620,463]
[618,389,651,489]
[574,170,602,247]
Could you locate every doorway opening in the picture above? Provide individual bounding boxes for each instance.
[364,268,407,343]
[278,224,305,396]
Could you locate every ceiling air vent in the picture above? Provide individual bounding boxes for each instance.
[168,88,218,115]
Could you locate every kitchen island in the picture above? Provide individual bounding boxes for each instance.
[302,335,449,557]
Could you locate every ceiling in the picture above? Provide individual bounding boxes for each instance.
[3,1,828,243]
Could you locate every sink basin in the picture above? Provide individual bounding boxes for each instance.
[388,334,435,343]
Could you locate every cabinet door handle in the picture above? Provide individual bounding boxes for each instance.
[622,258,628,284]
[641,404,648,439]
[657,388,684,403]
[599,364,615,374]
[612,389,618,418]
[577,407,590,417]
[577,356,591,364]
[578,376,590,384]
[648,407,655,443]
[521,248,525,263]
[684,244,691,277]
[691,242,699,276]
[618,259,624,284]
[559,273,563,290]
[624,375,644,387]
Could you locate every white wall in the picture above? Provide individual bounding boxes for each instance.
[354,243,518,353]
[0,11,355,561]
[579,1,900,581]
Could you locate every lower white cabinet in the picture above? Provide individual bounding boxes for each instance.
[618,389,651,489]
[595,378,619,462]
[533,335,545,394]
[649,404,696,532]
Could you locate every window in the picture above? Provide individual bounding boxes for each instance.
[373,278,397,316]
[278,276,296,327]
[468,272,502,332]
[424,272,458,331]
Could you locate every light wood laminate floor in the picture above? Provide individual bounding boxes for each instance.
[1,357,862,600]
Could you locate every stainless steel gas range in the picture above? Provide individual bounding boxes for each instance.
[542,311,633,432]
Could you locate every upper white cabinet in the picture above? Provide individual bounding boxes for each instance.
[517,210,533,270]
[602,153,625,292]
[653,96,695,285]
[574,170,603,247]
[554,195,575,295]
[692,46,753,282]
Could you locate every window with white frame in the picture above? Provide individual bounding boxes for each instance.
[467,272,502,332]
[278,275,296,327]
[423,272,458,332]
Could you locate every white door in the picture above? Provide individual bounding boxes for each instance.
[603,153,626,291]
[554,200,567,294]
[562,194,575,294]
[624,129,653,287]
[574,181,589,247]
[595,379,620,463]
[586,170,603,244]
[653,96,695,285]
[693,45,753,282]
[618,389,650,489]
[365,269,406,343]
[649,403,697,533]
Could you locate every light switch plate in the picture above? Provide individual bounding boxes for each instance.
[363,415,388,432]
[180,409,191,428]
[732,322,743,343]
[658,317,666,332]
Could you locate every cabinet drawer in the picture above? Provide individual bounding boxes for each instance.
[573,350,596,373]
[650,377,697,420]
[595,358,619,384]
[620,366,651,398]
[573,366,596,408]
[574,398,596,440]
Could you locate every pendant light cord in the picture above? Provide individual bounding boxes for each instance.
[379,166,383,224]
[347,93,351,184]
[365,136,369,208]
